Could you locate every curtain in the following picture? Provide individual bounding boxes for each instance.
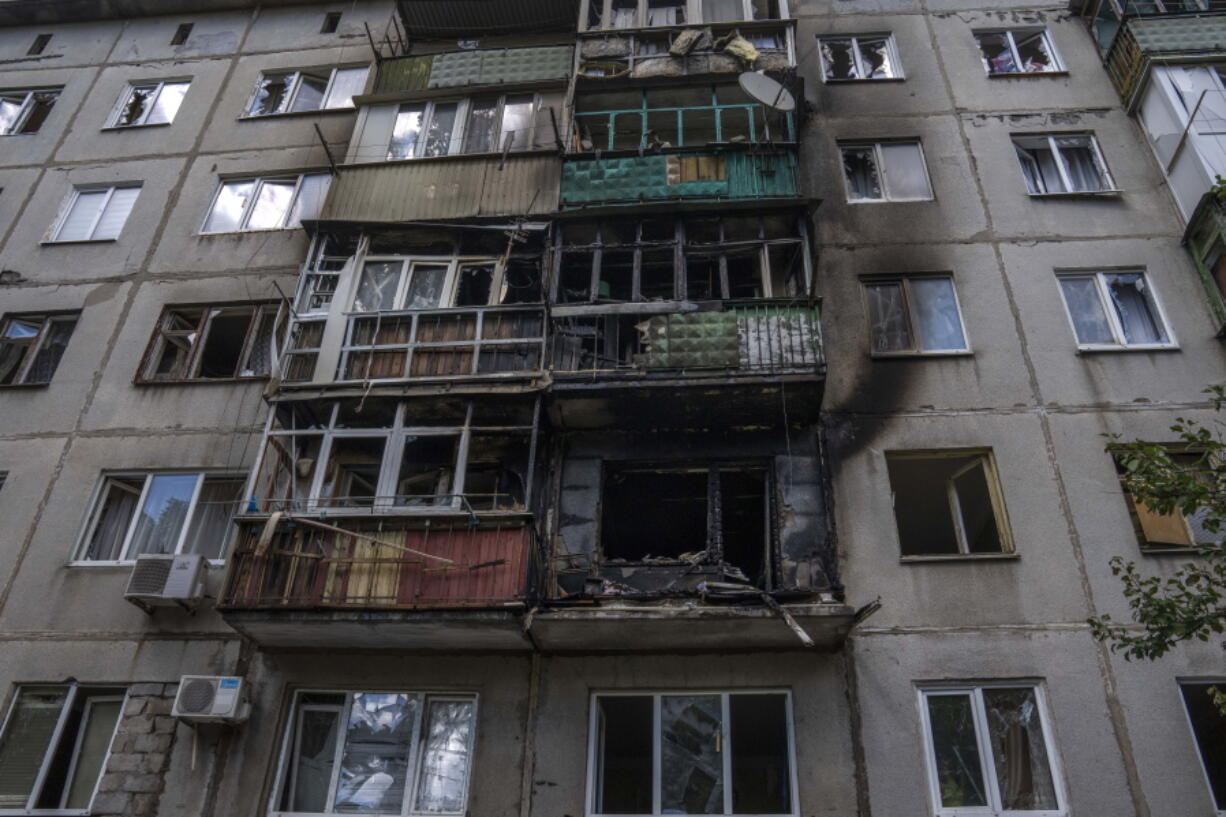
[842,147,881,199]
[1106,273,1167,344]
[983,688,1058,811]
[865,284,910,352]
[1059,277,1114,344]
[910,278,966,351]
[879,143,930,199]
[84,482,140,560]
[703,0,742,21]
[182,478,244,559]
[414,701,475,813]
[1056,139,1106,191]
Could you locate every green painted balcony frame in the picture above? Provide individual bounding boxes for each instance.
[573,90,795,151]
[1184,192,1226,334]
[561,150,799,207]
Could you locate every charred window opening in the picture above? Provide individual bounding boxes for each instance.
[591,692,795,817]
[250,398,537,514]
[600,463,771,586]
[555,215,806,304]
[886,451,1012,558]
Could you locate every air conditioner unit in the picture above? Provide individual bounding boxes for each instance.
[123,554,205,613]
[172,676,250,724]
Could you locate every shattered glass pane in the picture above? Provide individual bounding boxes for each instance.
[841,147,881,200]
[821,40,856,80]
[729,694,791,814]
[414,700,475,813]
[1105,272,1168,345]
[288,707,340,811]
[117,86,152,125]
[857,37,893,78]
[926,694,988,808]
[596,697,653,814]
[18,91,56,134]
[1058,277,1114,345]
[500,95,534,151]
[865,283,911,353]
[390,104,425,160]
[334,693,417,814]
[405,263,448,309]
[1014,31,1054,73]
[661,695,724,815]
[977,32,1017,75]
[251,73,292,115]
[354,262,401,313]
[982,688,1058,811]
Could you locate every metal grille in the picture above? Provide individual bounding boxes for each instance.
[178,679,216,714]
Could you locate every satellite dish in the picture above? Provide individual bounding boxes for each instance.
[738,71,795,112]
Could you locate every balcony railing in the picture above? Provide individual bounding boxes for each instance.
[220,517,536,610]
[336,305,546,382]
[574,100,794,152]
[1095,4,1226,100]
[561,150,798,207]
[551,299,822,377]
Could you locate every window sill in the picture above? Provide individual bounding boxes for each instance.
[40,238,118,245]
[987,70,1069,78]
[579,17,795,35]
[900,552,1019,564]
[1140,545,1206,556]
[199,227,301,237]
[822,76,906,83]
[1026,190,1122,199]
[100,122,173,132]
[870,350,973,359]
[846,197,935,204]
[67,559,224,568]
[134,376,270,386]
[344,147,558,169]
[0,382,50,389]
[238,107,356,121]
[1075,344,1180,354]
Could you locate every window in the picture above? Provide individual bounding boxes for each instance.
[1012,134,1115,195]
[818,35,900,80]
[0,313,78,387]
[27,34,51,56]
[76,471,245,562]
[170,23,193,46]
[245,66,367,116]
[0,88,59,135]
[585,0,785,29]
[271,690,477,817]
[920,685,1064,816]
[589,691,796,817]
[139,302,280,382]
[0,472,7,493]
[1181,682,1226,811]
[386,94,545,160]
[0,684,126,813]
[109,80,189,128]
[886,450,1013,558]
[840,141,933,202]
[250,399,535,513]
[1114,449,1218,550]
[350,256,519,313]
[976,30,1060,75]
[321,12,342,33]
[202,173,330,233]
[862,276,968,355]
[1056,271,1173,349]
[49,185,140,242]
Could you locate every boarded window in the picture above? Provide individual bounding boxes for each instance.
[1115,450,1218,549]
[886,451,1011,557]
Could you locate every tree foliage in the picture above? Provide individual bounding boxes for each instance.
[1089,386,1226,712]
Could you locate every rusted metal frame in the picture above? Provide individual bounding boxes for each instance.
[707,464,723,564]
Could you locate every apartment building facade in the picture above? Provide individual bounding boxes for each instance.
[0,1,1223,817]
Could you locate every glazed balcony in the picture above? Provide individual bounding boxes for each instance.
[219,516,539,650]
[577,19,795,80]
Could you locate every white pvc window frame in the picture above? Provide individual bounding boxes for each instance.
[106,79,191,128]
[917,683,1067,817]
[839,140,934,202]
[139,301,282,382]
[583,0,789,30]
[243,65,368,117]
[0,87,61,135]
[1011,133,1117,196]
[47,185,141,243]
[267,688,480,817]
[200,173,331,234]
[350,254,510,312]
[1177,679,1226,816]
[816,33,903,81]
[0,683,129,817]
[584,689,800,817]
[385,93,543,162]
[1054,269,1177,351]
[72,469,247,565]
[974,29,1062,76]
[860,275,971,357]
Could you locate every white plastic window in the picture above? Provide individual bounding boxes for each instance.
[1056,270,1174,349]
[245,66,368,116]
[976,30,1061,75]
[840,141,933,201]
[75,471,246,563]
[386,95,541,161]
[202,173,331,233]
[0,88,60,135]
[585,0,786,29]
[1013,134,1115,195]
[141,302,280,382]
[863,277,968,355]
[109,80,190,127]
[920,685,1065,817]
[818,34,900,80]
[50,186,140,242]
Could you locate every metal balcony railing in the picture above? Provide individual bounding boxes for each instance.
[220,517,537,610]
[551,299,822,376]
[574,100,795,152]
[336,305,546,382]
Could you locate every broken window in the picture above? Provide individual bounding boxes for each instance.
[921,686,1062,814]
[349,255,530,312]
[275,690,476,817]
[1180,682,1226,811]
[385,94,544,159]
[863,276,968,355]
[591,692,794,817]
[170,23,193,45]
[51,185,140,242]
[282,320,324,382]
[586,0,784,28]
[251,399,537,514]
[818,35,900,80]
[110,80,189,127]
[245,65,367,115]
[27,33,51,56]
[840,141,932,202]
[321,11,342,33]
[601,463,770,585]
[76,471,245,561]
[1056,270,1171,348]
[976,29,1060,75]
[0,312,79,386]
[0,87,60,135]
[886,451,1012,557]
[1013,133,1113,194]
[1114,449,1219,550]
[0,684,127,813]
[202,173,330,233]
[140,302,280,382]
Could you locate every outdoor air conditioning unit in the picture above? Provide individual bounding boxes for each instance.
[123,554,205,613]
[172,676,250,724]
